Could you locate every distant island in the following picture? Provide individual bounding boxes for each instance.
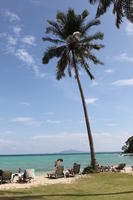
[58,149,88,154]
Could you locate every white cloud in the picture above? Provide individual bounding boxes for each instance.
[1,9,20,22]
[11,117,33,123]
[31,131,132,152]
[13,26,22,35]
[78,71,84,76]
[46,120,61,124]
[20,102,30,106]
[32,65,40,77]
[113,78,133,86]
[0,10,45,78]
[79,120,85,124]
[91,80,98,87]
[32,132,88,152]
[32,133,83,140]
[15,49,34,65]
[11,48,43,78]
[0,139,14,146]
[85,97,98,104]
[105,123,118,127]
[11,117,42,126]
[14,49,42,77]
[0,130,12,135]
[8,36,17,46]
[105,69,114,73]
[93,132,131,152]
[116,53,133,63]
[22,35,36,46]
[6,45,15,54]
[38,73,47,78]
[0,131,131,153]
[125,21,133,35]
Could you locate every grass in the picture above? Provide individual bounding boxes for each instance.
[0,173,133,199]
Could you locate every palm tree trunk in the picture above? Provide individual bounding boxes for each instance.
[72,51,96,171]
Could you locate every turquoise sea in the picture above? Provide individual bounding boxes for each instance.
[0,153,133,173]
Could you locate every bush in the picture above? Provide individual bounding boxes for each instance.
[82,165,95,174]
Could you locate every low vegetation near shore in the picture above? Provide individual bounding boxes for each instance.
[0,173,133,200]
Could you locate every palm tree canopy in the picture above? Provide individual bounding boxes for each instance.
[89,0,133,28]
[42,8,104,80]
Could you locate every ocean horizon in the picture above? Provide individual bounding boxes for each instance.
[0,152,133,173]
[0,151,121,156]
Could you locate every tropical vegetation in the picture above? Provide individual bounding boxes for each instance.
[42,9,104,170]
[122,136,133,153]
[89,0,133,28]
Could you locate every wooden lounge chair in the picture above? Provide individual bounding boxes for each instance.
[0,170,12,184]
[47,166,64,179]
[66,163,80,177]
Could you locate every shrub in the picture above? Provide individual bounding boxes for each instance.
[82,165,95,174]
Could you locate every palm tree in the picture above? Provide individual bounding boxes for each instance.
[89,0,133,28]
[42,9,104,170]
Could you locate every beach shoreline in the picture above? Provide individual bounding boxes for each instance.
[0,173,80,190]
[0,166,133,190]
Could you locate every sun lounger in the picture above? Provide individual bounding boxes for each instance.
[47,165,64,179]
[19,169,35,183]
[100,165,111,172]
[112,163,126,172]
[66,163,80,177]
[0,170,12,184]
[115,163,126,171]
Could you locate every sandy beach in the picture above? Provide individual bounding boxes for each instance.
[0,166,133,190]
[0,173,80,190]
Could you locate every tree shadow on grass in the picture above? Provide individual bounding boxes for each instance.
[1,190,133,200]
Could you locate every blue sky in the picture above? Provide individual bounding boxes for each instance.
[0,0,133,154]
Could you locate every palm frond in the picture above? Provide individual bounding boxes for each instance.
[82,19,100,35]
[62,8,83,37]
[42,37,65,44]
[87,52,104,65]
[113,0,124,28]
[96,0,113,18]
[79,57,94,80]
[46,20,64,39]
[90,0,133,28]
[46,26,63,38]
[42,45,66,64]
[47,20,61,31]
[67,52,72,77]
[56,49,69,80]
[89,0,99,4]
[81,10,89,20]
[81,32,104,43]
[56,11,67,25]
[123,0,133,23]
[87,43,104,50]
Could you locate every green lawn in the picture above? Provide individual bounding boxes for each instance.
[0,173,133,200]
